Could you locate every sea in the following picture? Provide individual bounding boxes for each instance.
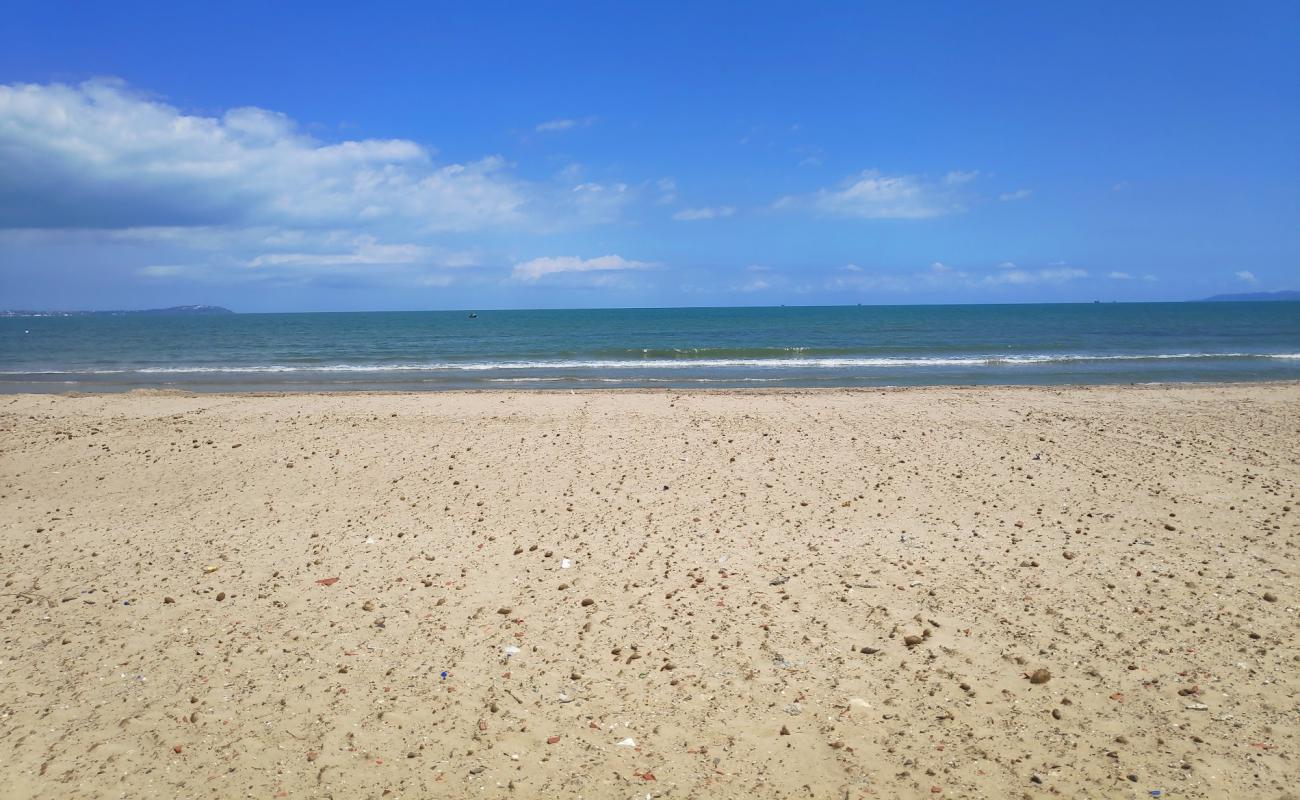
[2,302,1298,392]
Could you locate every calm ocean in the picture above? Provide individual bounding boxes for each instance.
[2,303,1298,392]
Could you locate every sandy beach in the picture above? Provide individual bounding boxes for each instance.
[1,384,1296,799]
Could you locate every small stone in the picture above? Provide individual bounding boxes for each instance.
[1185,702,1208,711]
[172,745,183,754]
[496,607,512,615]
[1030,774,1043,784]
[1051,708,1062,720]
[1028,668,1051,684]
[1263,592,1277,602]
[469,766,485,775]
[860,646,880,655]
[163,596,175,604]
[362,601,375,612]
[1062,551,1077,560]
[580,598,594,607]
[1127,774,1138,782]
[779,725,790,735]
[215,592,226,602]
[547,735,560,744]
[903,634,924,648]
[306,751,318,762]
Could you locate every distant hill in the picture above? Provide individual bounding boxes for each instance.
[1200,290,1300,302]
[0,305,234,318]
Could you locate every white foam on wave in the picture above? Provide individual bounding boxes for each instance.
[4,352,1299,375]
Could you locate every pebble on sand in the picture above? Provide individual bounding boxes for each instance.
[1028,668,1051,684]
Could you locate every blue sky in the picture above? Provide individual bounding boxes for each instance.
[1,1,1297,311]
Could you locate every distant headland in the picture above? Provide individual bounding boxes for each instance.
[1200,290,1299,302]
[0,305,234,318]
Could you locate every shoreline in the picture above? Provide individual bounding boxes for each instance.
[3,383,1296,798]
[8,377,1298,400]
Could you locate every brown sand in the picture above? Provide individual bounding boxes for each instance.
[1,385,1296,799]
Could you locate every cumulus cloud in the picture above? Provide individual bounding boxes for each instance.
[0,80,534,232]
[0,80,655,298]
[672,206,736,221]
[511,254,652,282]
[773,169,971,219]
[1235,270,1258,284]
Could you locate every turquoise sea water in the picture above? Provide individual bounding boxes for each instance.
[1,303,1298,392]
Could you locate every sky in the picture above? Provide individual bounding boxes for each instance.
[1,1,1297,311]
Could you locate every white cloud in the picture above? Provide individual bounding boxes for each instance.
[246,237,432,268]
[136,264,188,278]
[0,80,665,298]
[1235,270,1258,284]
[535,116,594,133]
[655,177,678,205]
[567,181,633,224]
[944,170,980,185]
[826,261,1089,293]
[1109,271,1156,282]
[774,169,971,219]
[511,254,652,282]
[536,118,578,132]
[981,267,1087,286]
[0,80,533,233]
[672,206,736,221]
[999,189,1031,201]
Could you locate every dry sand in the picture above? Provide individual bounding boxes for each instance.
[0,384,1296,799]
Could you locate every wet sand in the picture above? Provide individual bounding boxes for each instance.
[1,384,1297,799]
